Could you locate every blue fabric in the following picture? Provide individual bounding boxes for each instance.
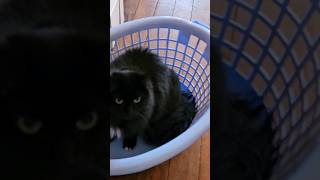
[223,63,263,110]
[180,82,195,102]
[223,63,270,128]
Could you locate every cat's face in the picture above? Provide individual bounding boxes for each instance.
[109,71,153,131]
[1,30,107,179]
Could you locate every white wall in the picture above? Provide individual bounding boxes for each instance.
[110,0,124,27]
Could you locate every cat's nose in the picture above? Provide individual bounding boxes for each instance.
[124,107,133,114]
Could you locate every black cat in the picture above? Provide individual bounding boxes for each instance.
[0,0,107,179]
[110,48,197,150]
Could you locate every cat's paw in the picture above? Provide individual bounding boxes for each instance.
[122,137,137,151]
[110,127,116,140]
[124,147,134,151]
[110,127,122,142]
[115,128,122,138]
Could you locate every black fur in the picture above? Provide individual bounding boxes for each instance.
[212,40,275,180]
[110,48,197,149]
[0,0,107,179]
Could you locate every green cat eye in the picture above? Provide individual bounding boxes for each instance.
[133,97,141,104]
[115,98,124,105]
[76,112,98,131]
[17,117,42,135]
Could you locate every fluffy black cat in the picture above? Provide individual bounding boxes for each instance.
[110,48,197,150]
[0,0,107,179]
[212,40,275,180]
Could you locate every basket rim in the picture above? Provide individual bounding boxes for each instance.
[111,16,210,38]
[110,16,210,52]
[110,109,210,176]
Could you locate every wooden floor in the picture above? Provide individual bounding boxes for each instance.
[110,0,210,180]
[124,0,209,25]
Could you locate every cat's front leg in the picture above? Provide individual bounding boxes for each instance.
[123,135,137,151]
[110,127,116,141]
[110,127,122,142]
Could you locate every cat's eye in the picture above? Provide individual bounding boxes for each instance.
[17,117,42,135]
[76,112,98,131]
[133,97,141,104]
[115,98,124,105]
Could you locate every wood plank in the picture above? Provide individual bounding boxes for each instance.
[136,160,170,180]
[191,0,210,26]
[120,0,125,23]
[133,0,159,19]
[167,138,202,180]
[123,0,141,21]
[110,0,121,27]
[154,0,176,16]
[172,0,194,20]
[199,130,211,180]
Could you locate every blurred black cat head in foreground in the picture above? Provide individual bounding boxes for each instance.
[0,29,107,179]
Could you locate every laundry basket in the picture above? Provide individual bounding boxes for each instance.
[212,0,320,179]
[110,16,210,176]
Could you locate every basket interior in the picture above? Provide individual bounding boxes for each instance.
[212,0,320,178]
[110,26,210,120]
[110,24,210,159]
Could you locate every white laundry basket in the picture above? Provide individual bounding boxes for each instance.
[110,16,210,176]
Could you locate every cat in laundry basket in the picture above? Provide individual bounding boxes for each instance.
[110,47,197,150]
